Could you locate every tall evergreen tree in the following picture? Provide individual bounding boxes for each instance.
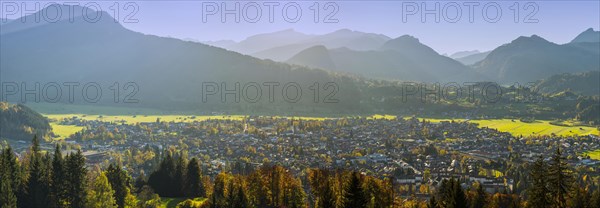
[1,146,20,204]
[175,156,186,196]
[65,149,87,208]
[24,135,51,208]
[548,147,573,208]
[452,178,468,208]
[344,172,367,208]
[1,166,17,208]
[527,155,550,208]
[438,178,467,208]
[470,182,487,208]
[184,158,205,197]
[50,144,67,208]
[106,164,132,208]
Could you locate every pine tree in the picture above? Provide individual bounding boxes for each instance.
[438,178,467,208]
[86,172,118,208]
[65,149,87,208]
[106,164,132,208]
[211,172,228,208]
[452,178,468,208]
[184,158,205,197]
[344,172,367,208]
[320,179,336,208]
[288,178,306,208]
[547,147,573,208]
[50,144,67,208]
[1,146,20,205]
[1,167,17,208]
[175,156,186,196]
[527,155,550,208]
[470,182,487,208]
[148,152,178,197]
[24,135,51,208]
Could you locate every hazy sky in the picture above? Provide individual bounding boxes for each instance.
[2,1,599,54]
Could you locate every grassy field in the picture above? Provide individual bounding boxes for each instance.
[372,115,599,137]
[584,149,600,160]
[160,197,206,208]
[470,119,599,137]
[46,114,247,124]
[46,113,599,139]
[50,123,84,140]
[33,102,598,139]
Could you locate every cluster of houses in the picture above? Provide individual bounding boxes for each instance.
[13,115,597,197]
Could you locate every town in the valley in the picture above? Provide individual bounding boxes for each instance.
[6,115,598,200]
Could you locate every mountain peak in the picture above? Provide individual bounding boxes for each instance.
[571,28,600,43]
[511,35,550,45]
[379,34,434,54]
[395,35,420,43]
[1,4,122,35]
[333,29,353,33]
[287,45,336,70]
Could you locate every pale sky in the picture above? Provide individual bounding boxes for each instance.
[2,1,599,54]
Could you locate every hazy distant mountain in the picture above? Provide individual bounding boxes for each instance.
[449,50,481,59]
[0,5,363,113]
[455,51,491,65]
[0,5,100,34]
[571,28,600,43]
[534,71,600,96]
[225,29,314,55]
[201,40,237,49]
[287,35,483,82]
[250,29,391,61]
[474,35,600,83]
[287,45,336,70]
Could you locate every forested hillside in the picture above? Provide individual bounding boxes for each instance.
[0,102,50,140]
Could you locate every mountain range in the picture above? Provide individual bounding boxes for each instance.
[204,26,599,84]
[287,35,482,82]
[473,34,599,83]
[203,29,391,61]
[1,4,598,113]
[0,5,364,113]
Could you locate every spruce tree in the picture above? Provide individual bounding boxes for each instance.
[452,178,468,208]
[527,155,550,208]
[184,158,205,197]
[66,149,87,208]
[106,164,132,208]
[50,144,66,208]
[1,167,17,208]
[548,147,573,208]
[344,172,367,208]
[175,156,186,196]
[470,182,487,208]
[24,135,51,208]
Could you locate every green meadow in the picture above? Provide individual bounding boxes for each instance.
[584,149,600,160]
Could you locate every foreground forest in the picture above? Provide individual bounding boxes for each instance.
[1,136,600,208]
